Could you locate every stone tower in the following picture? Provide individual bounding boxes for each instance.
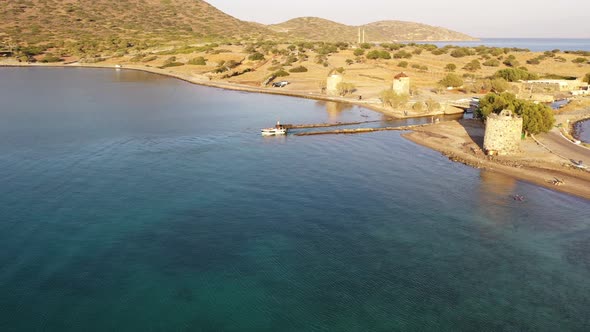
[393,72,410,95]
[326,74,343,96]
[483,109,524,156]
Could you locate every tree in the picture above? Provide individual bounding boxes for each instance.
[463,59,481,72]
[476,92,555,134]
[337,82,356,96]
[438,73,464,88]
[445,63,456,72]
[380,90,409,109]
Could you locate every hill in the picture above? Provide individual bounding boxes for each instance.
[0,0,274,46]
[0,1,475,53]
[269,17,476,42]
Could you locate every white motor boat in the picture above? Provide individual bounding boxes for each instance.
[261,121,287,136]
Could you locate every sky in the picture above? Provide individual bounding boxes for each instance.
[205,0,589,38]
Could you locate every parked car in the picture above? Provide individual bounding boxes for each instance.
[272,81,289,88]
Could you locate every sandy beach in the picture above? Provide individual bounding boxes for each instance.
[404,119,590,200]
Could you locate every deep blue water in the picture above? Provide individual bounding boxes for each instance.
[423,38,590,52]
[1,68,590,331]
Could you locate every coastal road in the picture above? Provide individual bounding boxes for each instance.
[538,130,590,164]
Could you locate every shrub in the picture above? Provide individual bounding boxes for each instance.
[289,65,308,73]
[345,59,354,65]
[431,49,447,55]
[160,62,184,69]
[483,59,500,67]
[188,56,207,65]
[412,102,424,112]
[248,52,265,61]
[572,57,588,64]
[426,98,441,112]
[503,56,519,67]
[397,61,408,68]
[450,48,473,58]
[367,50,391,60]
[490,78,510,93]
[439,73,464,88]
[526,58,541,65]
[584,73,590,84]
[380,90,409,108]
[445,63,457,72]
[360,43,372,49]
[494,68,538,82]
[273,69,290,77]
[353,48,365,56]
[40,53,62,63]
[337,82,356,96]
[393,50,412,59]
[143,55,157,62]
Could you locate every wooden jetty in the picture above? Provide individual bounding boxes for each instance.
[283,120,381,129]
[294,124,430,136]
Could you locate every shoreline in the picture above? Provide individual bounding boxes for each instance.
[403,120,590,201]
[0,61,468,120]
[3,62,590,201]
[0,62,420,119]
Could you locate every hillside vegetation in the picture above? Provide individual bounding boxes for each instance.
[269,17,476,42]
[0,0,273,46]
[1,0,475,55]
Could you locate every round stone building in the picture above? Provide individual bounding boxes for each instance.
[483,109,524,156]
[326,74,343,96]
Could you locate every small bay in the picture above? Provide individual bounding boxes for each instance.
[1,68,590,331]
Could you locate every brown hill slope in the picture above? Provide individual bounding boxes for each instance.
[269,17,476,42]
[0,0,274,45]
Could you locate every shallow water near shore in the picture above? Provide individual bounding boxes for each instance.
[577,119,590,143]
[1,67,590,331]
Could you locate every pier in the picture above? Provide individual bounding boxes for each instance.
[294,124,430,136]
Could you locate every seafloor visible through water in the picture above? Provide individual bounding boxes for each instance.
[1,68,590,331]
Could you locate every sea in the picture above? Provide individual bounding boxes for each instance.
[423,38,590,52]
[1,67,590,331]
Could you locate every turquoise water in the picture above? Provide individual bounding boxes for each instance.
[423,38,590,52]
[1,68,590,331]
